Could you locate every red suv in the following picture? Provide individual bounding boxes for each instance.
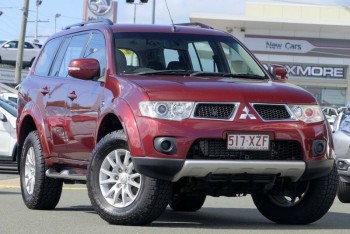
[17,19,337,225]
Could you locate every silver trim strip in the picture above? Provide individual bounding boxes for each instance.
[171,160,305,182]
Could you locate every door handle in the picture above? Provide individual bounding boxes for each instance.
[40,86,49,95]
[68,91,77,101]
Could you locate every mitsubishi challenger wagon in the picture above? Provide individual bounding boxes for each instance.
[16,19,337,225]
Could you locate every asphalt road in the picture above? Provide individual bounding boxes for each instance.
[1,162,350,234]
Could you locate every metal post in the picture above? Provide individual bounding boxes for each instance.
[54,13,61,33]
[152,0,155,24]
[35,0,43,42]
[15,0,29,84]
[133,4,137,24]
[35,5,38,41]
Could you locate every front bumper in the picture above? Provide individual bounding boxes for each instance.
[133,157,334,182]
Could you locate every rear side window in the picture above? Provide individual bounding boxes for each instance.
[34,37,62,76]
[50,37,71,77]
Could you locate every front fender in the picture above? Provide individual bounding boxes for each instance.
[114,98,144,157]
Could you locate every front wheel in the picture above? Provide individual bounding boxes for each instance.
[20,131,63,210]
[87,130,172,225]
[252,163,338,224]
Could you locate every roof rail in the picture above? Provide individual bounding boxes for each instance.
[64,19,113,30]
[175,22,213,29]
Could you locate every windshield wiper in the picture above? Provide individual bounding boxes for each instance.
[133,70,193,76]
[229,73,269,79]
[190,72,268,79]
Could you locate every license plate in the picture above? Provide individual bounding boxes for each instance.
[227,134,270,151]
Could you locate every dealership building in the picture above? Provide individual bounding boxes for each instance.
[190,3,350,107]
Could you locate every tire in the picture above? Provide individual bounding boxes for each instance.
[87,130,172,225]
[169,194,206,212]
[337,180,350,203]
[20,131,63,210]
[252,163,338,224]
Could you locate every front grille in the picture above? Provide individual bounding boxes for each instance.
[187,139,302,160]
[253,104,291,120]
[193,103,235,120]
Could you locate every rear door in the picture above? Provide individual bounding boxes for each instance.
[30,37,67,158]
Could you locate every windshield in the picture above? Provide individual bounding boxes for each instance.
[114,32,267,79]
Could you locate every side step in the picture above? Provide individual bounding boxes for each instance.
[45,168,87,181]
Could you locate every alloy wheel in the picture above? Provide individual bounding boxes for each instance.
[99,149,142,208]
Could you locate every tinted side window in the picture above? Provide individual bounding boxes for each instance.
[50,37,71,77]
[34,37,62,76]
[24,42,34,49]
[6,41,18,48]
[83,32,106,76]
[58,33,90,78]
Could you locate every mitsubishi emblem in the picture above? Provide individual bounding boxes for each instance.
[239,106,257,120]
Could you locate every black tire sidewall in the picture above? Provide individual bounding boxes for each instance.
[252,164,338,224]
[19,131,63,209]
[170,194,206,212]
[337,180,350,203]
[20,131,45,208]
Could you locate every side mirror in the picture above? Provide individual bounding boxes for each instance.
[269,64,288,81]
[0,112,7,122]
[3,44,10,48]
[68,58,100,80]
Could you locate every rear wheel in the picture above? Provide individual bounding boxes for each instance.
[20,131,63,210]
[169,194,206,212]
[87,130,172,225]
[252,163,338,224]
[337,180,350,203]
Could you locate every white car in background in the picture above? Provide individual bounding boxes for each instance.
[0,92,18,104]
[332,110,350,202]
[0,40,40,68]
[322,106,338,131]
[0,98,17,161]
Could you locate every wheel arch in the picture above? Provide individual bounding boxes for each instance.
[17,103,50,171]
[17,114,37,171]
[97,99,144,156]
[96,113,123,143]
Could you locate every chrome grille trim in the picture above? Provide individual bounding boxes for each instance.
[190,102,240,121]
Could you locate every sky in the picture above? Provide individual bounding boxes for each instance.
[0,0,349,43]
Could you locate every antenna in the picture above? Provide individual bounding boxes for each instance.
[164,0,176,32]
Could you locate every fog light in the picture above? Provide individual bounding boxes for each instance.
[154,137,177,155]
[312,140,326,156]
[160,140,172,151]
[337,161,349,171]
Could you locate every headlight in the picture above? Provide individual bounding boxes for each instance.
[340,116,350,132]
[139,101,194,121]
[289,105,324,123]
[341,121,350,133]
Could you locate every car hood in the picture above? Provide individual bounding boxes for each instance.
[124,75,316,104]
